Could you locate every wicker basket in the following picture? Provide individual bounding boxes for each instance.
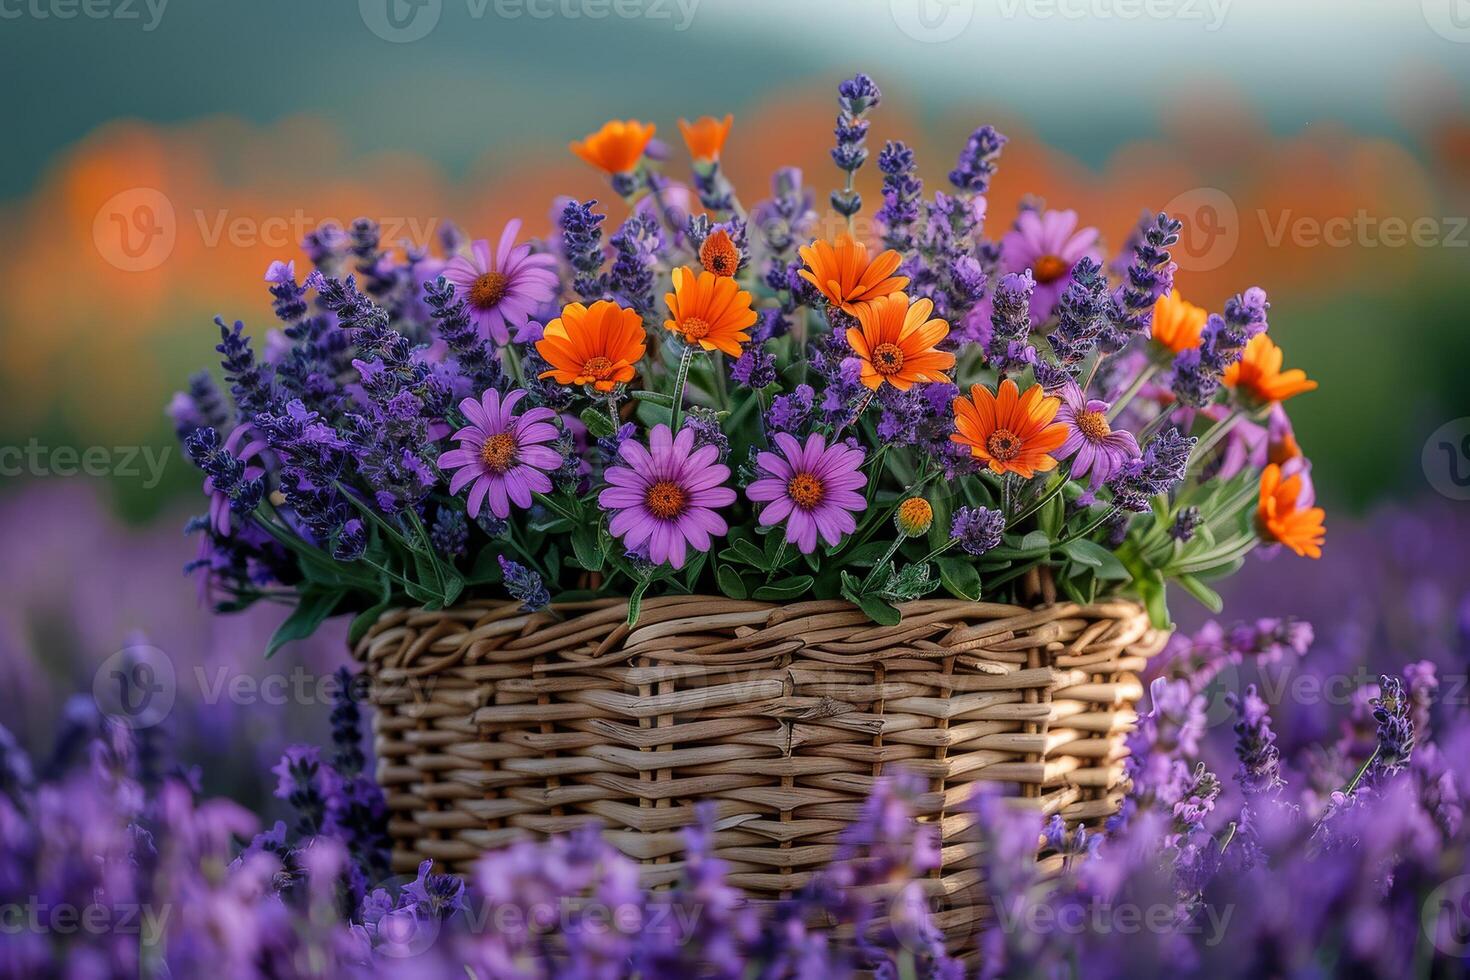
[353,594,1166,941]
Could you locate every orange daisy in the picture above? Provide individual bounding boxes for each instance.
[678,114,733,162]
[1256,463,1325,559]
[950,379,1070,479]
[1150,290,1208,355]
[797,234,909,316]
[699,227,740,277]
[663,266,757,357]
[569,120,656,175]
[535,300,646,392]
[1224,333,1318,405]
[847,293,955,391]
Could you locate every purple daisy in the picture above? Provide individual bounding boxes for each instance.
[437,388,561,519]
[599,424,734,569]
[1055,381,1141,488]
[746,433,867,554]
[441,219,559,344]
[1001,208,1100,321]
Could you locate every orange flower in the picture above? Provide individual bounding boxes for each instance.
[1150,290,1208,355]
[847,293,955,391]
[569,120,656,175]
[536,300,646,392]
[678,114,733,162]
[1224,333,1318,405]
[797,234,908,316]
[699,227,740,277]
[663,266,757,357]
[950,379,1069,479]
[1256,463,1325,559]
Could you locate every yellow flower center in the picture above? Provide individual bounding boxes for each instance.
[645,480,688,520]
[468,271,510,309]
[896,497,933,536]
[872,342,905,376]
[986,428,1023,462]
[580,356,614,380]
[786,472,824,510]
[680,317,712,341]
[1032,254,1068,285]
[479,432,517,473]
[1076,410,1111,442]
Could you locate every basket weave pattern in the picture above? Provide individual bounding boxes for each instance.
[354,595,1165,907]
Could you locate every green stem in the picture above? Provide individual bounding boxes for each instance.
[1057,506,1121,547]
[860,537,905,591]
[711,352,730,410]
[765,541,787,583]
[403,507,449,596]
[1106,362,1159,422]
[606,393,621,430]
[918,538,957,565]
[670,346,695,431]
[358,556,416,590]
[1190,408,1246,469]
[1342,746,1379,797]
[1006,470,1070,530]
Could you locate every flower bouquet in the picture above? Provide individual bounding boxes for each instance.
[173,73,1325,897]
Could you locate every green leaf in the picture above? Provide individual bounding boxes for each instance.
[1037,493,1065,540]
[1138,568,1172,630]
[571,528,605,572]
[348,597,396,646]
[719,538,769,570]
[753,575,814,601]
[1060,539,1130,581]
[858,594,902,626]
[626,578,651,626]
[937,558,982,601]
[631,390,675,407]
[715,563,747,600]
[1020,530,1051,552]
[1174,573,1224,613]
[836,540,893,567]
[268,588,346,658]
[579,405,617,438]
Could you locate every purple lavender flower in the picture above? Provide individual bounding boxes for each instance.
[1104,211,1181,352]
[980,270,1036,371]
[498,556,550,611]
[730,345,777,389]
[950,505,1004,556]
[1001,208,1100,320]
[948,124,1007,195]
[875,140,922,255]
[1110,426,1196,512]
[830,73,881,217]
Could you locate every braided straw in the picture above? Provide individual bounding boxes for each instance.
[354,595,1166,944]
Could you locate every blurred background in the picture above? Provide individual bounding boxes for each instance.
[1,0,1468,807]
